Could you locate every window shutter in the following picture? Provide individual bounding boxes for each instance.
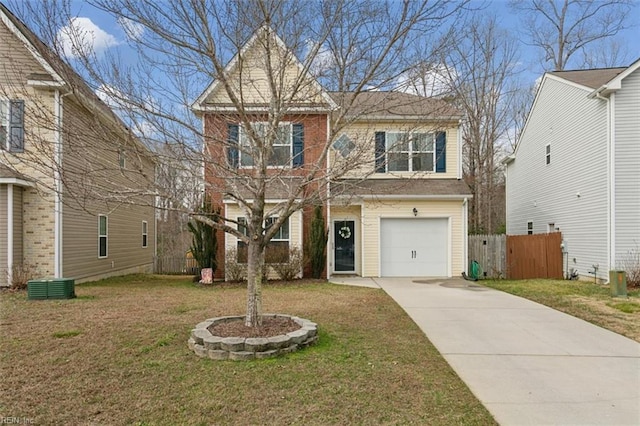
[227,123,239,168]
[375,131,386,173]
[435,131,446,173]
[292,123,304,167]
[9,100,24,152]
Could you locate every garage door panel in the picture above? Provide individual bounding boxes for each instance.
[381,218,448,277]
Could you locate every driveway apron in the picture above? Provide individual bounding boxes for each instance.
[365,277,640,426]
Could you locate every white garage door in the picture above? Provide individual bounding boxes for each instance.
[380,218,448,277]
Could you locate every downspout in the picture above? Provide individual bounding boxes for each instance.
[53,90,62,278]
[7,184,13,285]
[594,90,614,279]
[457,119,463,179]
[462,197,468,276]
[325,115,331,280]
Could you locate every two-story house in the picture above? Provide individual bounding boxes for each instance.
[192,27,470,280]
[505,59,640,282]
[0,4,156,286]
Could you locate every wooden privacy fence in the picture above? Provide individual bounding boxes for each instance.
[153,256,200,275]
[468,232,563,279]
[468,234,507,278]
[506,232,563,279]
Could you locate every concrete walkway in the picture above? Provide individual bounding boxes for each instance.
[330,276,640,425]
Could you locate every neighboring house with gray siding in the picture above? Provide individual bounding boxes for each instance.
[505,59,640,282]
[0,4,155,286]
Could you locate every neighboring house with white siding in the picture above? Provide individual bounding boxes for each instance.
[505,59,640,282]
[0,4,156,286]
[193,26,471,280]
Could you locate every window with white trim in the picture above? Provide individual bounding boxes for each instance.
[239,122,292,167]
[98,215,108,258]
[527,221,533,235]
[142,221,148,248]
[545,144,551,165]
[386,132,435,172]
[0,99,24,152]
[236,216,290,263]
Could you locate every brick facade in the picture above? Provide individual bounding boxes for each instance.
[204,113,329,279]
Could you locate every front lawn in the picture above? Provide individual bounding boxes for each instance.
[0,275,495,425]
[482,279,640,342]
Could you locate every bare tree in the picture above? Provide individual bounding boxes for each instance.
[440,15,520,234]
[510,0,634,71]
[11,0,468,327]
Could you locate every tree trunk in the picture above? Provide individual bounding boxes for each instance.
[245,240,265,327]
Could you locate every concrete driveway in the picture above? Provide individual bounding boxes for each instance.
[330,276,640,425]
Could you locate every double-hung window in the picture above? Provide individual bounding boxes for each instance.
[142,221,148,248]
[236,216,290,263]
[239,122,292,167]
[0,99,24,152]
[98,215,108,258]
[385,132,435,172]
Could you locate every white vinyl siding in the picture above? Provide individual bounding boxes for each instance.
[613,68,640,265]
[506,76,609,280]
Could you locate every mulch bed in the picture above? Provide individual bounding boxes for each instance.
[208,316,301,338]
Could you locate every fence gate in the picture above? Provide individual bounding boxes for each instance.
[468,234,507,278]
[506,232,563,279]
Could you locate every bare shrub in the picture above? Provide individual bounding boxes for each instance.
[10,262,38,290]
[225,248,247,282]
[270,246,304,281]
[619,246,640,287]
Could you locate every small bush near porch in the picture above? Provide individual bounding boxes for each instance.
[0,275,495,425]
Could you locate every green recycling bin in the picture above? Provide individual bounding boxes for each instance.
[609,270,627,297]
[28,278,76,300]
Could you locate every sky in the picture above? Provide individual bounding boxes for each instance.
[57,0,640,91]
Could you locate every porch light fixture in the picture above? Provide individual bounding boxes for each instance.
[412,208,418,217]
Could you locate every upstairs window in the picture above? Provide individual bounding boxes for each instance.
[226,122,304,168]
[545,144,551,165]
[0,100,24,152]
[375,131,446,173]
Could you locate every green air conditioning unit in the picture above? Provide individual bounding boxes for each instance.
[28,278,76,300]
[609,270,627,298]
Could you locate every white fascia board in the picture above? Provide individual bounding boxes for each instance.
[27,80,66,88]
[192,105,334,113]
[0,10,64,84]
[340,194,472,201]
[0,177,35,187]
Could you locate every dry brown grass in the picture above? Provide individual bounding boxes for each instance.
[0,275,495,425]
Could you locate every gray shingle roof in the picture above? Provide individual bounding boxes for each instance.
[549,67,626,89]
[330,91,461,120]
[331,178,472,198]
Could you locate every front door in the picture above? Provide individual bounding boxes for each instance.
[334,220,355,272]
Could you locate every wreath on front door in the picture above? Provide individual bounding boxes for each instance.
[338,226,352,239]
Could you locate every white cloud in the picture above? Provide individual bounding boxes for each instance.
[394,64,456,98]
[117,17,145,41]
[305,39,335,77]
[57,17,119,58]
